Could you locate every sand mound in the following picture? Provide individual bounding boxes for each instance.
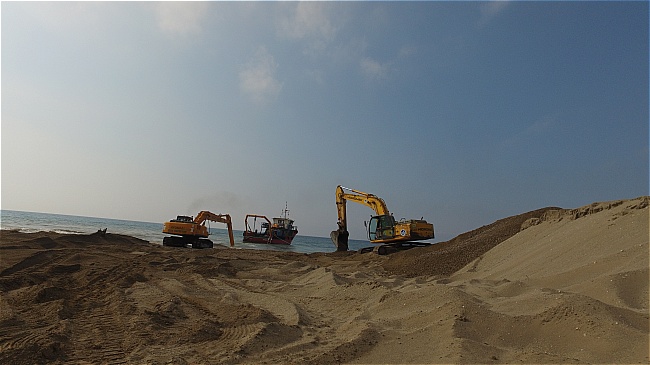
[382,206,562,277]
[0,197,647,364]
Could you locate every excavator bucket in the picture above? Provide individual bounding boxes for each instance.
[330,230,349,251]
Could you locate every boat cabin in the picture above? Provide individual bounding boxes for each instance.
[273,217,294,229]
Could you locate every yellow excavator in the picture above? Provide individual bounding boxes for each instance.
[331,185,434,254]
[162,211,234,249]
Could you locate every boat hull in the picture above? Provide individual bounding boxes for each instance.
[242,231,297,245]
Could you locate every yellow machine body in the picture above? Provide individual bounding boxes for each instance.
[331,185,434,252]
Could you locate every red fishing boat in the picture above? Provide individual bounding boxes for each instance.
[243,204,298,245]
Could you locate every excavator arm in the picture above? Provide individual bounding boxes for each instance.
[194,211,235,247]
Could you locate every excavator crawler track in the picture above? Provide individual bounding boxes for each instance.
[162,236,214,249]
[192,239,214,249]
[162,236,187,248]
[358,241,432,255]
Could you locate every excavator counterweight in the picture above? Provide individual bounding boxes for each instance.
[331,185,434,253]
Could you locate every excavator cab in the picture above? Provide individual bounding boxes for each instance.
[172,215,193,223]
[367,214,395,241]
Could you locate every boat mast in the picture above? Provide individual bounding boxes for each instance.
[282,201,289,219]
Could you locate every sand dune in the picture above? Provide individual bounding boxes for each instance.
[0,197,647,364]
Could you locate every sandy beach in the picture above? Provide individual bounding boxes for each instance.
[1,197,648,364]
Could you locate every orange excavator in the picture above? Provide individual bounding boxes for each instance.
[162,211,234,249]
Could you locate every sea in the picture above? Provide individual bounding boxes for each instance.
[0,210,370,254]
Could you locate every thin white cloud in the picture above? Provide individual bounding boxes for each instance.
[360,57,390,80]
[478,1,510,27]
[154,2,208,36]
[500,114,558,149]
[239,47,283,104]
[305,69,325,85]
[525,115,555,135]
[277,2,339,56]
[278,2,336,41]
[398,45,417,59]
[9,2,113,35]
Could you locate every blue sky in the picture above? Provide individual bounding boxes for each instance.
[2,2,648,241]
